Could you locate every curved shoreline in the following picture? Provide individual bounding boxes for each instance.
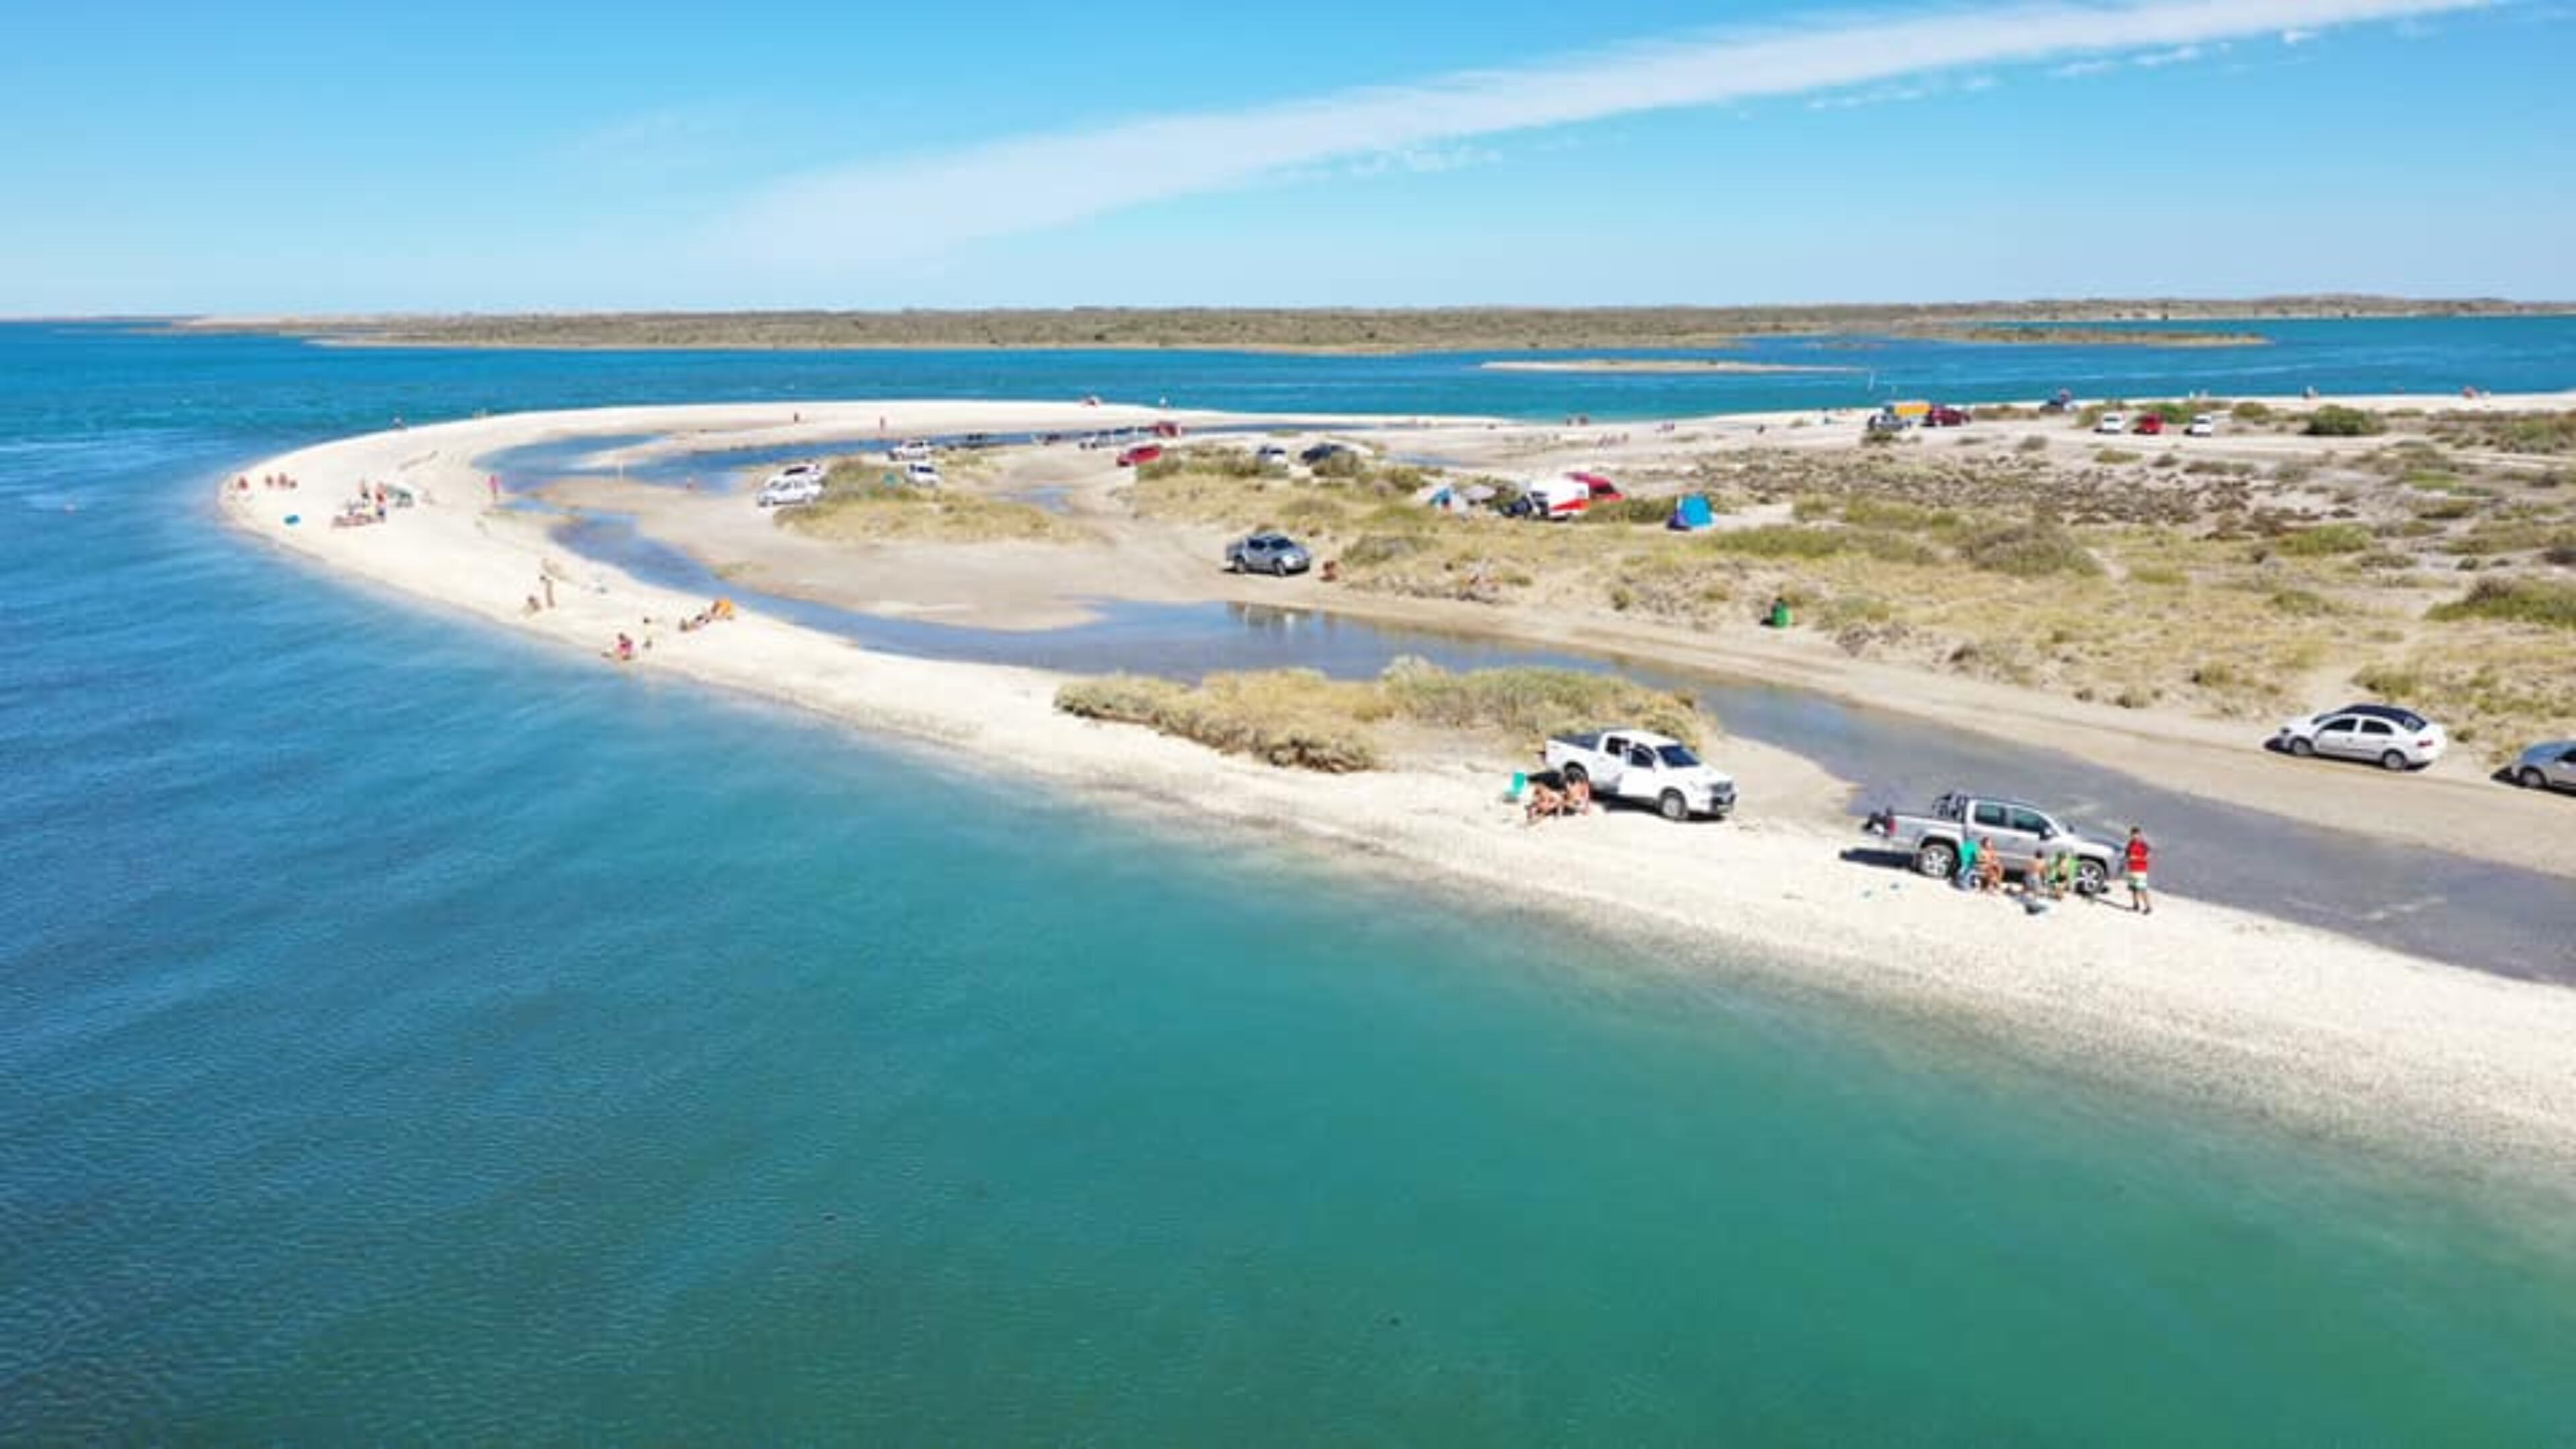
[219,399,2576,1188]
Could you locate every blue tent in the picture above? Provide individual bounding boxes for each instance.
[1667,494,1715,531]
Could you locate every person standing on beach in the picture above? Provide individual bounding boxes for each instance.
[539,574,555,610]
[2125,828,2154,914]
[1954,834,1980,891]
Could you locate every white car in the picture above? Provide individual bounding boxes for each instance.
[2273,704,2447,771]
[904,460,942,486]
[2094,412,2129,435]
[1254,445,1291,469]
[888,440,934,463]
[2185,413,2218,437]
[757,463,827,508]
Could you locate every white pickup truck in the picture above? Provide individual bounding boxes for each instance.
[1541,729,1737,821]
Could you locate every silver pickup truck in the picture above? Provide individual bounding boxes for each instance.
[1863,790,2116,892]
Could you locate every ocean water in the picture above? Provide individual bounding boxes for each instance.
[6,323,2576,1440]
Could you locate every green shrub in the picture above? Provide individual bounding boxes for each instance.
[1582,496,1678,525]
[2094,447,2143,465]
[2270,523,2373,556]
[2426,578,2576,630]
[1960,519,2101,577]
[1340,533,1426,568]
[2016,435,2049,454]
[1703,525,1851,559]
[1311,449,1366,479]
[2232,400,2273,423]
[2304,406,2385,437]
[2267,588,2337,617]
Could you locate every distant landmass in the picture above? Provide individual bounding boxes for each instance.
[172,298,2572,355]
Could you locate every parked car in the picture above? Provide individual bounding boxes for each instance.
[1863,790,2117,891]
[1151,420,1183,439]
[1866,409,1911,434]
[2094,412,2129,434]
[1568,471,1623,502]
[2040,390,2076,414]
[2185,413,2218,437]
[1116,444,1164,468]
[1517,475,1595,521]
[2133,414,2165,436]
[757,463,827,508]
[1225,531,1311,576]
[888,440,934,462]
[1299,441,1356,466]
[1542,729,1736,821]
[904,460,942,486]
[2273,704,2448,770]
[1924,405,1970,427]
[1254,445,1291,469]
[2510,739,2576,792]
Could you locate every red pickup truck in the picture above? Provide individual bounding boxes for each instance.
[1116,444,1164,467]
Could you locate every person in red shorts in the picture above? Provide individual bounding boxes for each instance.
[2124,827,2154,915]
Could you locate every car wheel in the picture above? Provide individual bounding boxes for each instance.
[2520,766,2548,790]
[2379,750,2408,771]
[1226,555,1242,574]
[1561,763,1589,792]
[1275,557,1293,577]
[1915,841,1957,879]
[1658,791,1688,822]
[2287,737,2314,758]
[2076,859,2108,895]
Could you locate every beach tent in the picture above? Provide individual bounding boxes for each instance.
[1413,481,1460,512]
[1667,494,1715,531]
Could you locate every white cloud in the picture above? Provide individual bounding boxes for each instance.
[706,0,2489,273]
[2281,25,2322,41]
[2131,43,2206,64]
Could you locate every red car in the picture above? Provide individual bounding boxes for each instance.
[1923,405,1970,427]
[1569,471,1623,502]
[2132,415,2165,436]
[1116,444,1164,467]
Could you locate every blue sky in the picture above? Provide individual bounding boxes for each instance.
[4,0,2570,313]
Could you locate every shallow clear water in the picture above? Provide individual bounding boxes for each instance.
[6,323,2576,1440]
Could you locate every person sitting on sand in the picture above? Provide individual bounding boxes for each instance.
[1564,777,1593,814]
[1974,838,2005,893]
[610,633,636,663]
[1524,782,1565,823]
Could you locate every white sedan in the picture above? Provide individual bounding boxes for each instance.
[2275,704,2447,771]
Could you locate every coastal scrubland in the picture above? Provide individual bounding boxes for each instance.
[184,297,2567,354]
[1056,658,1706,772]
[775,456,1088,543]
[1121,408,2576,759]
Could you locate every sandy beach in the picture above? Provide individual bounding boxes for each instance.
[221,399,2576,1185]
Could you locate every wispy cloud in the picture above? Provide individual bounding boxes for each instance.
[707,0,2488,272]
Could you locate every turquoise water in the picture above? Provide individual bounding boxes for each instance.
[7,323,2576,1440]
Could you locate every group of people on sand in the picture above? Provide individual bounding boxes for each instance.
[596,600,737,663]
[676,598,737,633]
[1522,774,1593,823]
[331,481,394,529]
[234,472,300,493]
[1955,827,2155,916]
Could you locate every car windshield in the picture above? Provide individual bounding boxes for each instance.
[1655,744,1699,767]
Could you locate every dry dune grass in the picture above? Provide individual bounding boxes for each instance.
[1057,658,1708,772]
[779,463,1091,545]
